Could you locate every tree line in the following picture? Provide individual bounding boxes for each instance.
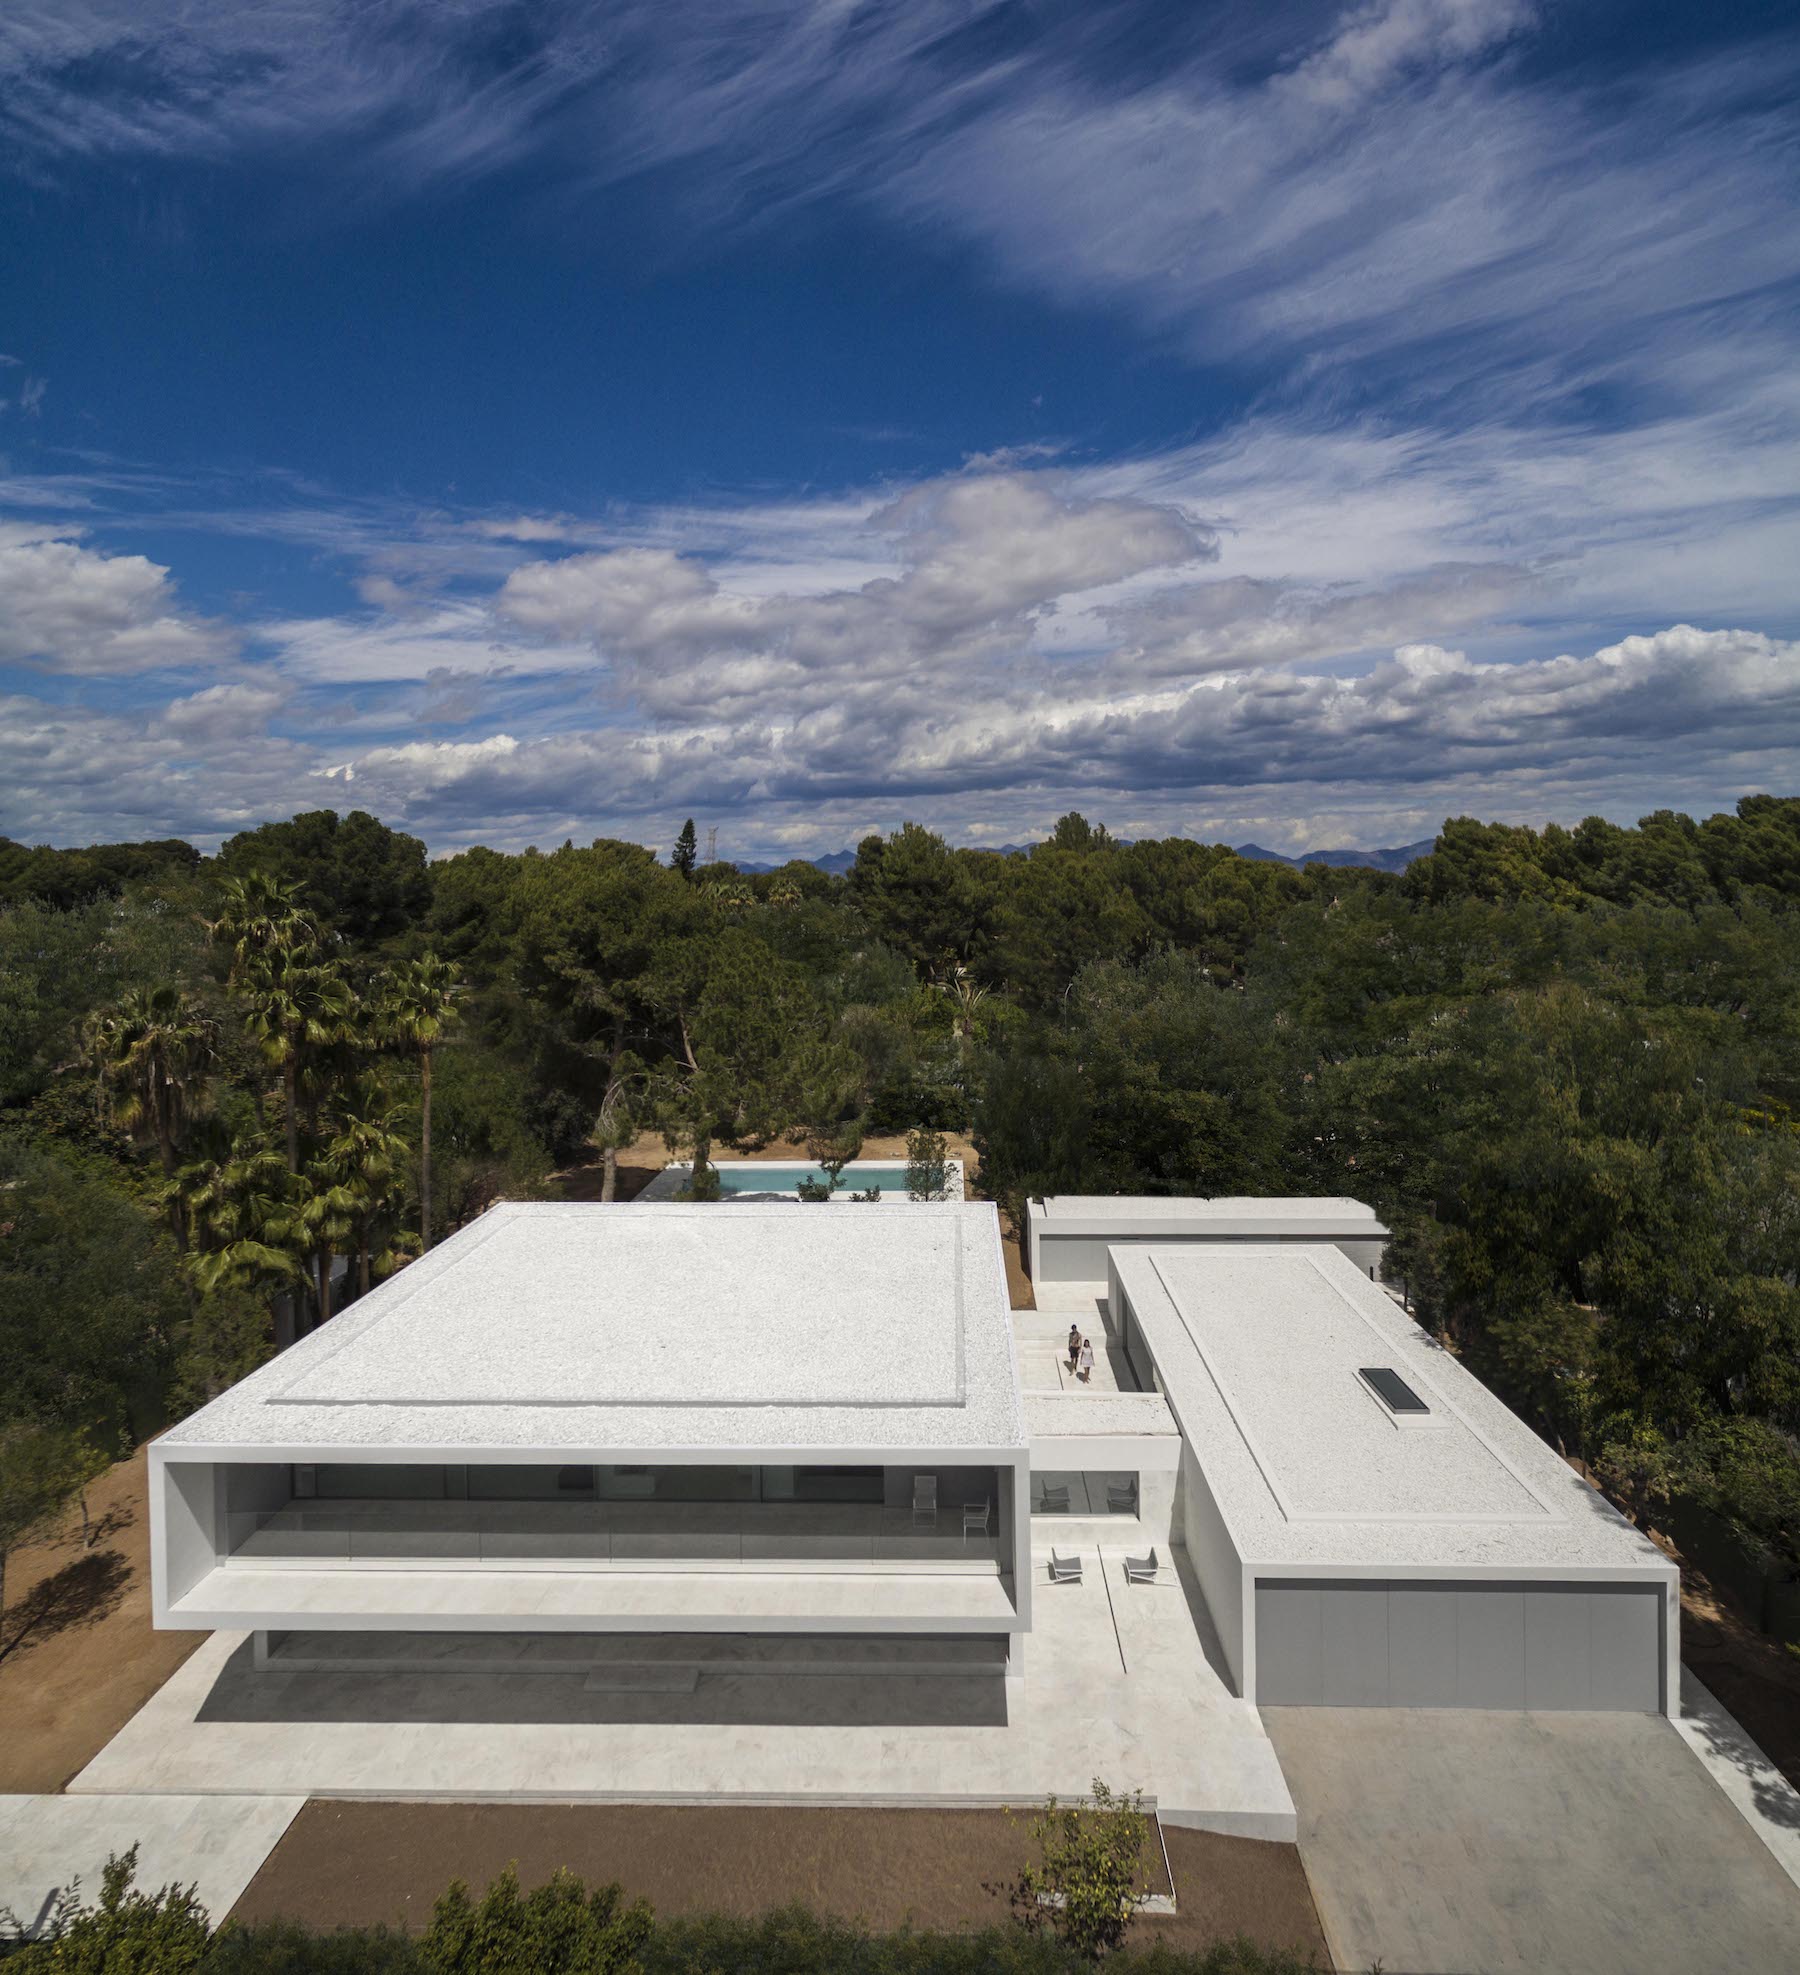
[4,795,1800,1618]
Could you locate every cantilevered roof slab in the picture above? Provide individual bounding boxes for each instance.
[159,1202,1024,1456]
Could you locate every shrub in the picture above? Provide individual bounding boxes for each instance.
[203,1918,422,1974]
[905,1128,950,1202]
[420,1865,652,1975]
[0,1849,208,1972]
[998,1781,1156,1961]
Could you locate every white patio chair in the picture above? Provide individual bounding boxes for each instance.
[911,1475,938,1528]
[1048,1549,1083,1583]
[1124,1546,1160,1583]
[961,1497,991,1540]
[1037,1483,1071,1513]
[1106,1479,1139,1514]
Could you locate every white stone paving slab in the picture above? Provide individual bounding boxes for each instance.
[1675,1667,1800,1893]
[0,1794,302,1940]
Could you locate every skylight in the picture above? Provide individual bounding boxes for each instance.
[1359,1366,1429,1415]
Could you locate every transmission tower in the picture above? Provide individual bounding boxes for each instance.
[706,826,718,863]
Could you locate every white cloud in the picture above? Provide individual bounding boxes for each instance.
[0,522,230,674]
[497,469,1213,720]
[158,680,290,737]
[254,601,595,685]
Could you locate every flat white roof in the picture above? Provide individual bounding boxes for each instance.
[1035,1194,1387,1231]
[1114,1244,1667,1576]
[160,1202,1025,1457]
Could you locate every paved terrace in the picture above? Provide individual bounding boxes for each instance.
[74,1542,1295,1840]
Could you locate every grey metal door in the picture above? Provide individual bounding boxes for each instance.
[1254,1579,1662,1710]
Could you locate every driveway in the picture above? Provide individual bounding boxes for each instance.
[1264,1708,1800,1975]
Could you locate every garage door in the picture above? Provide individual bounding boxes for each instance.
[1254,1579,1663,1711]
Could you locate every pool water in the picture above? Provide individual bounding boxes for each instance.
[711,1164,913,1196]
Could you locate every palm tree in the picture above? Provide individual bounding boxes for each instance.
[318,1079,415,1300]
[210,871,316,972]
[381,954,461,1250]
[174,1135,306,1347]
[238,944,357,1174]
[86,986,217,1246]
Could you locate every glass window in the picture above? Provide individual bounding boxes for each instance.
[311,1464,447,1500]
[760,1465,885,1504]
[1031,1470,1139,1514]
[595,1464,756,1503]
[466,1465,595,1499]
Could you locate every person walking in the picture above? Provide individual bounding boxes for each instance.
[1077,1335,1096,1383]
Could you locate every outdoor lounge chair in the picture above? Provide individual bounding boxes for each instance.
[1037,1483,1071,1512]
[1124,1546,1160,1583]
[961,1497,991,1539]
[911,1475,938,1528]
[1106,1480,1139,1514]
[1049,1549,1083,1583]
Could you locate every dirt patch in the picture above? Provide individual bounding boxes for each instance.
[227,1801,1324,1959]
[0,1447,208,1792]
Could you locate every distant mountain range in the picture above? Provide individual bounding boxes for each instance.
[1233,839,1438,874]
[735,837,1436,876]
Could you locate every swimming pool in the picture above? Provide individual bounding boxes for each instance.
[636,1156,965,1202]
[712,1164,912,1195]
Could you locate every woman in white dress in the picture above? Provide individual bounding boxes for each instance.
[1076,1336,1096,1383]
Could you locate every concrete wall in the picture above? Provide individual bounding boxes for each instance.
[1177,1442,1248,1697]
[155,1460,222,1616]
[1043,1223,1385,1283]
[222,1461,292,1553]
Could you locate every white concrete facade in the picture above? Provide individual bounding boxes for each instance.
[151,1202,1031,1670]
[1109,1243,1679,1713]
[1026,1193,1389,1285]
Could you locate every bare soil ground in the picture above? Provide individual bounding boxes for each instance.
[550,1129,1037,1307]
[0,1447,208,1792]
[227,1800,1327,1960]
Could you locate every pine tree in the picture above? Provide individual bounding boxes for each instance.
[672,818,698,879]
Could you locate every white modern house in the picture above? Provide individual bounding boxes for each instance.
[151,1202,1030,1679]
[149,1190,1673,1720]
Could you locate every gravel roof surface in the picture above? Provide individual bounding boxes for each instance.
[160,1202,1025,1455]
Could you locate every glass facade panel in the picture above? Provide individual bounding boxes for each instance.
[595,1464,756,1503]
[313,1463,446,1499]
[467,1465,596,1499]
[1031,1470,1140,1514]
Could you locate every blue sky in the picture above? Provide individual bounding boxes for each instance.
[2,0,1798,860]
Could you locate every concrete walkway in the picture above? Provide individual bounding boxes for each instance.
[0,1794,303,1941]
[1265,1707,1800,1975]
[68,1547,1293,1840]
[1673,1667,1800,1892]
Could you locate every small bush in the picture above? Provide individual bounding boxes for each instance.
[997,1781,1155,1961]
[203,1918,423,1975]
[1,1849,208,1973]
[420,1864,652,1975]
